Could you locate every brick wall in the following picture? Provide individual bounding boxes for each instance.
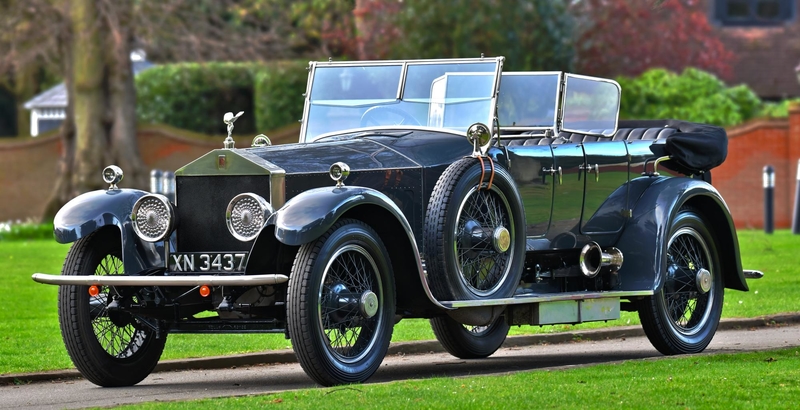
[714,107,800,229]
[0,124,299,221]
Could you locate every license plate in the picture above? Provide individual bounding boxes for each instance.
[169,252,248,273]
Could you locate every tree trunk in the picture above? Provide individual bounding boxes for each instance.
[353,0,369,60]
[43,0,146,219]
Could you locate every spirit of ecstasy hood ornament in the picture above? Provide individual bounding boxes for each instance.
[223,111,244,149]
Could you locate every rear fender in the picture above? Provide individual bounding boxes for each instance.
[616,177,746,293]
[54,189,166,274]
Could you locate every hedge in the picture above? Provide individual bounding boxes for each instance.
[617,68,762,128]
[136,61,309,135]
[253,61,309,132]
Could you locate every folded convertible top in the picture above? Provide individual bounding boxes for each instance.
[620,119,728,176]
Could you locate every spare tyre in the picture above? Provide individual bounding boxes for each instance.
[423,157,525,301]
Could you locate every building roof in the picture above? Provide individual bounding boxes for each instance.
[23,58,154,110]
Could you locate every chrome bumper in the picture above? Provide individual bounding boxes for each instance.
[31,273,288,287]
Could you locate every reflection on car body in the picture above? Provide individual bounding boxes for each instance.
[33,57,761,387]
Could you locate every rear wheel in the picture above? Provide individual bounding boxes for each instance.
[58,228,166,387]
[287,219,396,386]
[637,208,723,355]
[430,314,509,359]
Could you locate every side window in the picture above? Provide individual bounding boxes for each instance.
[714,0,795,26]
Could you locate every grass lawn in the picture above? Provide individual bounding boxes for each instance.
[1,229,798,375]
[106,347,800,409]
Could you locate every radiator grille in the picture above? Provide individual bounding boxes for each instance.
[175,175,271,252]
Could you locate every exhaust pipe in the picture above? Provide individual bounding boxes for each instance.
[579,242,623,278]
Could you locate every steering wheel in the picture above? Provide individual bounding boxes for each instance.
[360,106,421,128]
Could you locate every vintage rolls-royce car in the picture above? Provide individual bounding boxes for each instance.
[33,57,762,387]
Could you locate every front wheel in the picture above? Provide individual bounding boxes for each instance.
[430,314,509,359]
[637,208,724,355]
[287,219,396,386]
[58,228,166,387]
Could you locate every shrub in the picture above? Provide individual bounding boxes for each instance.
[136,61,309,135]
[617,68,761,127]
[253,61,309,132]
[759,99,800,118]
[136,62,258,135]
[0,221,54,241]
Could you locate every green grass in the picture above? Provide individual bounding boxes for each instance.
[107,347,800,409]
[2,229,798,375]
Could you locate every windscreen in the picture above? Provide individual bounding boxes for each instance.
[497,73,559,129]
[302,60,500,141]
[561,74,621,136]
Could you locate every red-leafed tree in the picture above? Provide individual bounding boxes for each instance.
[573,0,734,80]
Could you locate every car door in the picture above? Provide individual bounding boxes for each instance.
[580,138,629,236]
[549,142,585,248]
[505,142,555,238]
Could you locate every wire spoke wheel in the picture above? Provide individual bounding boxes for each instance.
[319,245,383,363]
[637,208,723,355]
[663,228,714,335]
[288,219,395,386]
[58,228,166,387]
[430,313,509,359]
[89,254,147,359]
[454,186,514,296]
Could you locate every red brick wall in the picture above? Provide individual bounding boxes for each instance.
[0,136,62,221]
[714,109,800,229]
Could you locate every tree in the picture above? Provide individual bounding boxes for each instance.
[384,0,575,72]
[573,0,734,80]
[0,0,324,218]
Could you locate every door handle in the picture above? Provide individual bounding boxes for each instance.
[580,164,599,182]
[542,166,562,185]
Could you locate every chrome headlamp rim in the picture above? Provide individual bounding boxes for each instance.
[329,162,350,187]
[102,165,124,189]
[131,194,175,242]
[226,193,274,242]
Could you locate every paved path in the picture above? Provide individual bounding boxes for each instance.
[2,322,799,409]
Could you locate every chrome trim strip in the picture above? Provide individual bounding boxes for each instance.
[32,273,289,287]
[441,290,653,309]
[299,61,315,143]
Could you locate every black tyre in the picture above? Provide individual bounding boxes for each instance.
[424,158,525,301]
[430,314,509,359]
[58,228,166,387]
[287,219,396,386]
[637,208,724,355]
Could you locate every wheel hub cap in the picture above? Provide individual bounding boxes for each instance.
[360,291,379,318]
[493,226,510,253]
[696,268,711,294]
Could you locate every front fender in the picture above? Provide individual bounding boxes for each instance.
[615,176,747,293]
[54,189,166,275]
[271,186,409,246]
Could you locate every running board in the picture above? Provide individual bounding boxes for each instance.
[31,273,288,287]
[743,270,764,279]
[440,290,654,309]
